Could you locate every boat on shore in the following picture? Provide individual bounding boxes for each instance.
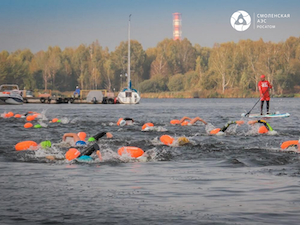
[0,84,23,105]
[117,15,141,104]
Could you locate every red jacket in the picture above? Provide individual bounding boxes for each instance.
[258,80,272,101]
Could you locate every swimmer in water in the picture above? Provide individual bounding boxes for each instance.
[63,131,113,146]
[117,118,134,126]
[209,121,245,135]
[170,116,207,126]
[64,143,101,161]
[160,135,190,146]
[247,120,274,134]
[179,117,208,126]
[280,138,300,152]
[87,131,113,141]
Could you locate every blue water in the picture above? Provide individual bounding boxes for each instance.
[0,98,300,224]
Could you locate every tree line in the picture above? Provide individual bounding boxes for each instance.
[0,36,299,96]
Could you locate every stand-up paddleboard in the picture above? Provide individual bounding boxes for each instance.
[241,112,290,118]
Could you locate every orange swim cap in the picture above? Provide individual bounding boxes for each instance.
[142,123,154,131]
[281,140,298,149]
[77,132,87,141]
[117,118,124,126]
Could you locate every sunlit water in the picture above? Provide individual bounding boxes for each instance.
[0,98,300,224]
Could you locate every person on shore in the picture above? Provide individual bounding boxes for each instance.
[258,75,272,115]
[73,86,81,98]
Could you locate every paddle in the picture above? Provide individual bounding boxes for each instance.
[244,88,269,117]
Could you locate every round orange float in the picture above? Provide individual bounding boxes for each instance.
[7,112,14,117]
[65,148,81,161]
[210,128,221,135]
[26,115,35,121]
[160,135,175,145]
[15,141,38,151]
[170,119,180,125]
[14,114,22,118]
[24,122,33,128]
[142,122,154,131]
[118,146,144,158]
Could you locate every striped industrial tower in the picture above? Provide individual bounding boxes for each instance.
[173,13,182,40]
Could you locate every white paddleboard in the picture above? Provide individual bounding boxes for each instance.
[241,112,290,118]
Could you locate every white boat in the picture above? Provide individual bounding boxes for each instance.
[0,84,23,105]
[117,15,141,104]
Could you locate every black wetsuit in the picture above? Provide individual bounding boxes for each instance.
[123,118,134,122]
[93,132,107,140]
[80,143,100,156]
[220,121,236,132]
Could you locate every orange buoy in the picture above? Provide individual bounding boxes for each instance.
[65,148,81,161]
[160,135,175,145]
[52,118,59,123]
[14,114,22,118]
[181,121,189,126]
[15,141,38,151]
[77,132,87,141]
[142,122,154,131]
[281,140,299,149]
[170,119,180,125]
[7,112,14,117]
[117,118,124,126]
[26,115,35,121]
[258,126,269,134]
[210,128,221,135]
[118,146,144,158]
[24,122,33,128]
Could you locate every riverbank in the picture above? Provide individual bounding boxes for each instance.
[140,90,300,99]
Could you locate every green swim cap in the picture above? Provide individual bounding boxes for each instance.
[40,140,52,149]
[34,124,42,128]
[88,137,96,142]
[57,120,61,123]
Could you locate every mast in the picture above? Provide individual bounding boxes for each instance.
[127,14,131,90]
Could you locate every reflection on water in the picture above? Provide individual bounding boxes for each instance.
[0,98,300,224]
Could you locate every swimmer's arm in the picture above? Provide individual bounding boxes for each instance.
[63,133,80,142]
[179,117,192,123]
[93,132,113,140]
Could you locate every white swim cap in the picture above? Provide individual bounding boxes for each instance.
[120,120,126,127]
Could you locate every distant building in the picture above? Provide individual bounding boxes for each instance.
[173,13,182,40]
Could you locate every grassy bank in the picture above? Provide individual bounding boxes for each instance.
[141,90,299,99]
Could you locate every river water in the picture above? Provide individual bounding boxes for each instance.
[0,98,299,225]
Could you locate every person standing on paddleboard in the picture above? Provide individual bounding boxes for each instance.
[258,75,272,115]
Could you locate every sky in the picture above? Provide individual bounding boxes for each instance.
[0,0,299,53]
